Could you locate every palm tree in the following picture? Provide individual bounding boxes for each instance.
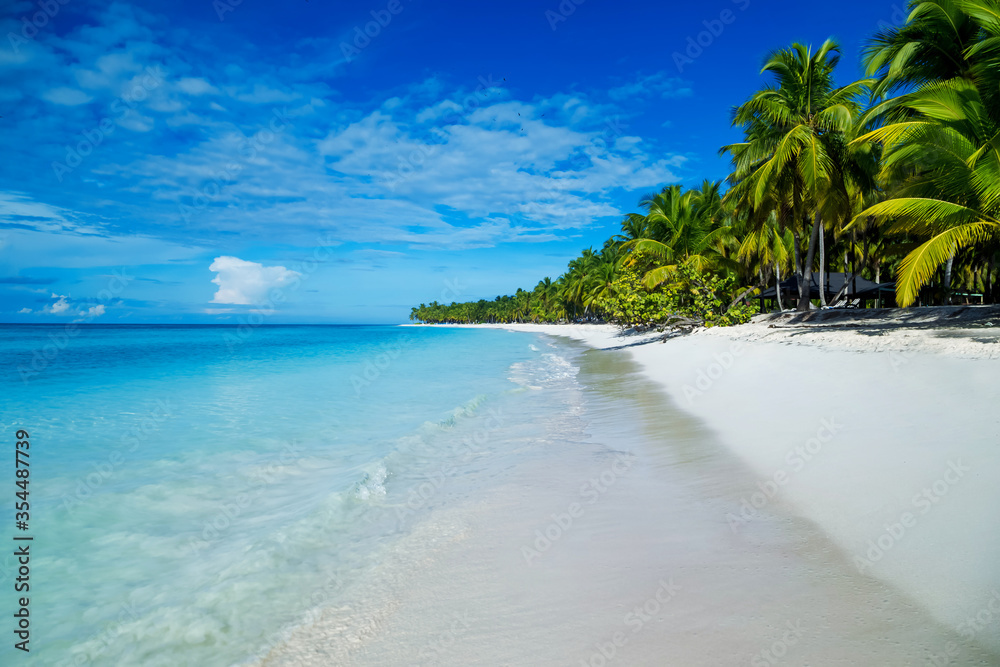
[852,78,1000,304]
[854,0,1000,305]
[734,209,795,310]
[863,0,980,99]
[624,181,729,287]
[723,39,873,310]
[584,260,619,310]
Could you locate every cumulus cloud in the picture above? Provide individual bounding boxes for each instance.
[80,304,106,318]
[46,294,71,314]
[209,256,301,305]
[18,308,31,314]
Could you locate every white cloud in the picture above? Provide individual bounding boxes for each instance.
[233,83,299,104]
[46,294,71,314]
[119,84,683,251]
[608,72,692,101]
[0,192,204,270]
[176,77,219,96]
[80,304,106,318]
[209,256,301,305]
[118,113,155,132]
[41,87,93,106]
[18,308,31,314]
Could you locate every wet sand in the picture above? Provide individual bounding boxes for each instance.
[264,331,1000,665]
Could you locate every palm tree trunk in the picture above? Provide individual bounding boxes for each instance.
[818,221,827,308]
[986,254,996,303]
[775,261,783,311]
[943,253,955,305]
[876,263,881,308]
[792,230,804,308]
[798,213,821,311]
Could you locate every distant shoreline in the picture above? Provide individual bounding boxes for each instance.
[414,303,1000,360]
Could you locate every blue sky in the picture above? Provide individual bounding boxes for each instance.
[1,0,908,323]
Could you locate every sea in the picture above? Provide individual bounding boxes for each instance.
[3,324,997,666]
[0,324,589,666]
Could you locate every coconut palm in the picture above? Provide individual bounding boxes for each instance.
[852,78,1000,304]
[853,0,1000,305]
[723,39,873,309]
[863,0,981,98]
[623,181,730,287]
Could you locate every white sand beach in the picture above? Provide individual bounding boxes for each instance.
[266,316,1000,666]
[485,314,1000,660]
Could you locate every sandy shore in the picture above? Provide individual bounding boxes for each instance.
[263,315,1000,665]
[460,311,1000,658]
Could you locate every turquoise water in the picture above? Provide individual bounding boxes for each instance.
[0,324,580,666]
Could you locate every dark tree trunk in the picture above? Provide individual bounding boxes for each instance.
[798,213,821,311]
[818,220,827,308]
[943,253,955,305]
[986,254,997,303]
[775,261,784,311]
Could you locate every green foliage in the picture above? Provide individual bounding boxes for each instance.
[414,3,1000,317]
[595,262,754,329]
[592,261,673,327]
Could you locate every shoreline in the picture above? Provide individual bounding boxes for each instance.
[443,318,1000,658]
[406,303,1000,359]
[261,326,1000,664]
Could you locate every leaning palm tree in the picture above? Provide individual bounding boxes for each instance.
[722,39,873,309]
[851,79,1000,305]
[863,0,980,98]
[853,0,1000,305]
